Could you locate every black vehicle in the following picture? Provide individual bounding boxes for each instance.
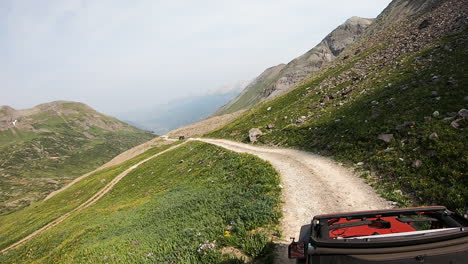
[288,206,468,264]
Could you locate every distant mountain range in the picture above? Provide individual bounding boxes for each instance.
[117,90,242,134]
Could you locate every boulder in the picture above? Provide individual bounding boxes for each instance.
[378,134,394,143]
[248,128,263,143]
[412,160,423,168]
[428,132,439,140]
[266,124,275,129]
[458,109,468,118]
[432,111,440,118]
[451,119,462,129]
[296,116,307,124]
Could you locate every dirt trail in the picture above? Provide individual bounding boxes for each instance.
[0,142,187,255]
[44,137,171,201]
[3,137,389,261]
[193,138,390,263]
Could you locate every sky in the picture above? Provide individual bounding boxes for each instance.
[0,0,391,116]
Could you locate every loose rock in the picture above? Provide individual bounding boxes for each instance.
[296,116,307,124]
[412,160,423,168]
[428,132,439,140]
[248,128,263,143]
[378,134,394,143]
[458,109,468,118]
[451,119,462,129]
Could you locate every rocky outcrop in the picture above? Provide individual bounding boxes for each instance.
[216,17,374,115]
[268,17,373,99]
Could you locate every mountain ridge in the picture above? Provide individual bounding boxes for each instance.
[207,0,468,213]
[215,16,374,115]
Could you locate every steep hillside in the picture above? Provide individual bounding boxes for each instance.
[0,141,281,263]
[208,0,468,213]
[215,64,286,115]
[0,101,155,214]
[216,17,373,115]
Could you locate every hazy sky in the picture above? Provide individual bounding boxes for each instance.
[0,0,391,115]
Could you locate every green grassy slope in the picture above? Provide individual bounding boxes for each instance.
[0,101,155,214]
[0,141,180,252]
[215,65,285,116]
[1,141,281,263]
[207,31,468,214]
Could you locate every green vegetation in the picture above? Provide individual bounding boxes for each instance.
[0,141,179,251]
[207,31,468,214]
[1,141,281,263]
[0,102,155,214]
[216,65,284,116]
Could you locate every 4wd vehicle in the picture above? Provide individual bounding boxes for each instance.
[288,206,468,263]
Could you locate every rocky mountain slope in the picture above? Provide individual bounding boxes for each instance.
[0,101,155,214]
[215,16,373,115]
[208,0,468,213]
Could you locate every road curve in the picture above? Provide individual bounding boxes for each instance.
[192,138,390,263]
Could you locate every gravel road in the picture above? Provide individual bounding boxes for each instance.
[194,138,390,263]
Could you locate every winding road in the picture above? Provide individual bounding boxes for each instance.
[193,138,390,263]
[2,137,390,263]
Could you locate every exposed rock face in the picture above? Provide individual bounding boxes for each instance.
[216,17,374,115]
[268,17,374,99]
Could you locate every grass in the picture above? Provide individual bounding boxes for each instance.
[0,141,181,251]
[207,31,468,214]
[0,103,156,214]
[0,141,281,263]
[216,67,283,116]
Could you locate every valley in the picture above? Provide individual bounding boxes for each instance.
[1,0,467,263]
